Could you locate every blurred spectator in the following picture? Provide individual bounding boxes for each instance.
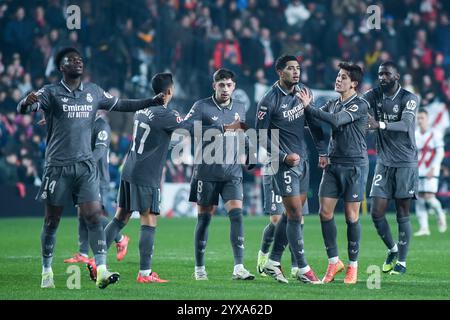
[3,7,36,60]
[213,28,242,70]
[0,149,19,186]
[0,0,449,201]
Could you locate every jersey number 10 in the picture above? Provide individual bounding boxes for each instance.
[131,120,151,154]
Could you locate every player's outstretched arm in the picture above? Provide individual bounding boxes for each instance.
[109,93,165,112]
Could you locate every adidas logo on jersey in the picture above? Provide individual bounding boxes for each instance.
[352,194,358,198]
[211,116,218,121]
[61,97,68,103]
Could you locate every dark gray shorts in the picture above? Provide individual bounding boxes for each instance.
[189,178,243,206]
[369,163,418,199]
[319,163,369,202]
[272,160,309,197]
[36,160,100,206]
[262,175,284,215]
[117,180,161,214]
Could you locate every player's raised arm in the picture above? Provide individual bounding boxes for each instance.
[302,90,328,156]
[17,86,51,114]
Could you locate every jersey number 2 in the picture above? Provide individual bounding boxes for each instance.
[131,120,151,154]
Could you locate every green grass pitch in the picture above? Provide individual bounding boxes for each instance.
[0,214,449,300]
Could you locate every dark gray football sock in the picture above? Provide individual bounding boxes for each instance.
[320,217,338,259]
[86,222,107,266]
[289,246,298,268]
[397,216,412,262]
[286,218,307,268]
[372,216,396,250]
[100,215,122,243]
[78,216,89,256]
[194,213,211,267]
[269,213,288,262]
[139,225,156,270]
[41,224,57,268]
[347,219,361,262]
[105,218,126,249]
[229,208,244,265]
[260,222,275,254]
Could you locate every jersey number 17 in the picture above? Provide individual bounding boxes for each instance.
[131,120,151,154]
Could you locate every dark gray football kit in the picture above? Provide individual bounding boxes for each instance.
[119,106,184,213]
[362,86,419,199]
[255,82,327,197]
[92,115,111,206]
[186,96,247,206]
[26,80,119,206]
[306,94,369,202]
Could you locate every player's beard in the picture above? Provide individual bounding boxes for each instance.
[380,81,396,93]
[285,79,298,89]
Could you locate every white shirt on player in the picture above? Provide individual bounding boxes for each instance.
[415,128,445,178]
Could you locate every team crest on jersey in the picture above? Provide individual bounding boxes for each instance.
[103,91,114,99]
[271,204,277,211]
[61,97,68,103]
[41,191,47,200]
[393,104,399,113]
[286,185,292,193]
[98,130,108,141]
[406,100,417,110]
[86,93,93,103]
[347,104,359,112]
[257,111,267,120]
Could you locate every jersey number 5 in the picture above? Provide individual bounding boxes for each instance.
[131,120,151,154]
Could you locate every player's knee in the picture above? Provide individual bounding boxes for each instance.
[140,212,157,226]
[370,205,385,220]
[284,202,301,217]
[82,210,103,225]
[199,206,215,214]
[228,208,243,221]
[270,215,280,224]
[345,214,359,224]
[114,207,130,222]
[44,216,61,230]
[319,208,334,221]
[396,210,410,219]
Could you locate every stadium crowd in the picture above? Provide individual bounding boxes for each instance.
[1,0,450,206]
